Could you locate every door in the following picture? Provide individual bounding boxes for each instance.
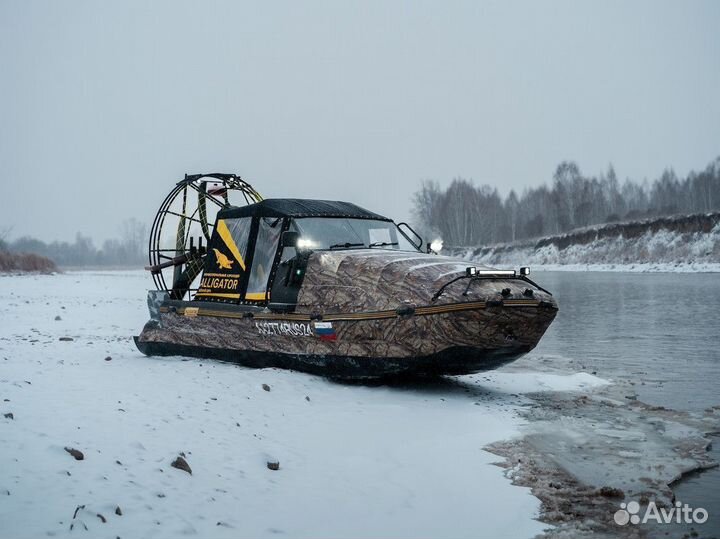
[245,217,283,302]
[195,217,251,301]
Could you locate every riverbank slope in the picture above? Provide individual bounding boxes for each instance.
[454,212,720,272]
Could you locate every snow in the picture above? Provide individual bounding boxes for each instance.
[0,271,606,539]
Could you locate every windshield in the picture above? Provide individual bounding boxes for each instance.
[292,218,420,251]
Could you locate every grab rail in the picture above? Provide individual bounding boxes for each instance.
[430,267,552,302]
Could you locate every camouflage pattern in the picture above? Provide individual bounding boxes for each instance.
[136,250,558,377]
[296,250,551,311]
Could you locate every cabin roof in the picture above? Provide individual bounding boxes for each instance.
[217,198,391,221]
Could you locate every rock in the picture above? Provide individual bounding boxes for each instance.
[54,315,62,321]
[305,396,310,402]
[59,337,74,342]
[96,513,106,523]
[171,456,192,475]
[104,356,112,361]
[267,461,280,471]
[262,384,271,392]
[597,486,624,498]
[3,413,13,420]
[64,447,84,460]
[115,506,122,516]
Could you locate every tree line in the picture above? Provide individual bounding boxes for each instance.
[1,218,148,268]
[412,156,720,247]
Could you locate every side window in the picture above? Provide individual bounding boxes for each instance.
[195,217,251,301]
[246,217,282,301]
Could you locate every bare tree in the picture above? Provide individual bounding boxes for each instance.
[411,156,720,246]
[121,218,148,260]
[0,226,12,251]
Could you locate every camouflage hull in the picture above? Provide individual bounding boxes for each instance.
[135,298,557,379]
[136,250,558,378]
[135,339,535,379]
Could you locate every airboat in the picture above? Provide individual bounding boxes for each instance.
[134,173,558,379]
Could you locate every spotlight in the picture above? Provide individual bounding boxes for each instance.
[429,239,443,253]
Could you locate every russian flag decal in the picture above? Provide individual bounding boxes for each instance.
[314,321,337,341]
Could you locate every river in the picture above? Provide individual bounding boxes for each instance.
[530,271,720,537]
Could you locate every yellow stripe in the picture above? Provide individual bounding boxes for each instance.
[216,220,246,271]
[194,292,242,299]
[245,292,268,301]
[166,299,547,320]
[254,313,309,320]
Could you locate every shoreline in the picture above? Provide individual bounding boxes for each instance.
[3,261,720,279]
[483,355,720,538]
[523,262,720,273]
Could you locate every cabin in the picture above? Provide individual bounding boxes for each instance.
[189,199,421,310]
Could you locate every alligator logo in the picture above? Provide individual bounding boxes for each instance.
[213,248,235,270]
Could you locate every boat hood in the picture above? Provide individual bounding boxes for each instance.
[295,249,552,313]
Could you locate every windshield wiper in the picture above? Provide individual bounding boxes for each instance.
[328,242,366,250]
[368,241,399,248]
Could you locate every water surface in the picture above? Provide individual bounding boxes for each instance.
[528,271,720,537]
[532,271,720,412]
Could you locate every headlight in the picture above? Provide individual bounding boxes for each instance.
[297,238,315,249]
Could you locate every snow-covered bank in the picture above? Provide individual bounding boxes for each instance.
[454,212,720,272]
[512,262,720,273]
[0,271,609,539]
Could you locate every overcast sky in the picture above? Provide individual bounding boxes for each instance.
[1,0,719,243]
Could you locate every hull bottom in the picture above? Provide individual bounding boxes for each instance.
[133,337,531,380]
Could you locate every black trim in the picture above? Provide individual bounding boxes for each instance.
[134,338,531,380]
[265,217,291,302]
[432,274,553,302]
[218,199,391,221]
[396,222,424,250]
[239,216,260,303]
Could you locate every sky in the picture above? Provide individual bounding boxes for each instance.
[1,0,719,243]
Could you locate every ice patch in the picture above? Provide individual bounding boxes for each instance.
[470,371,609,395]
